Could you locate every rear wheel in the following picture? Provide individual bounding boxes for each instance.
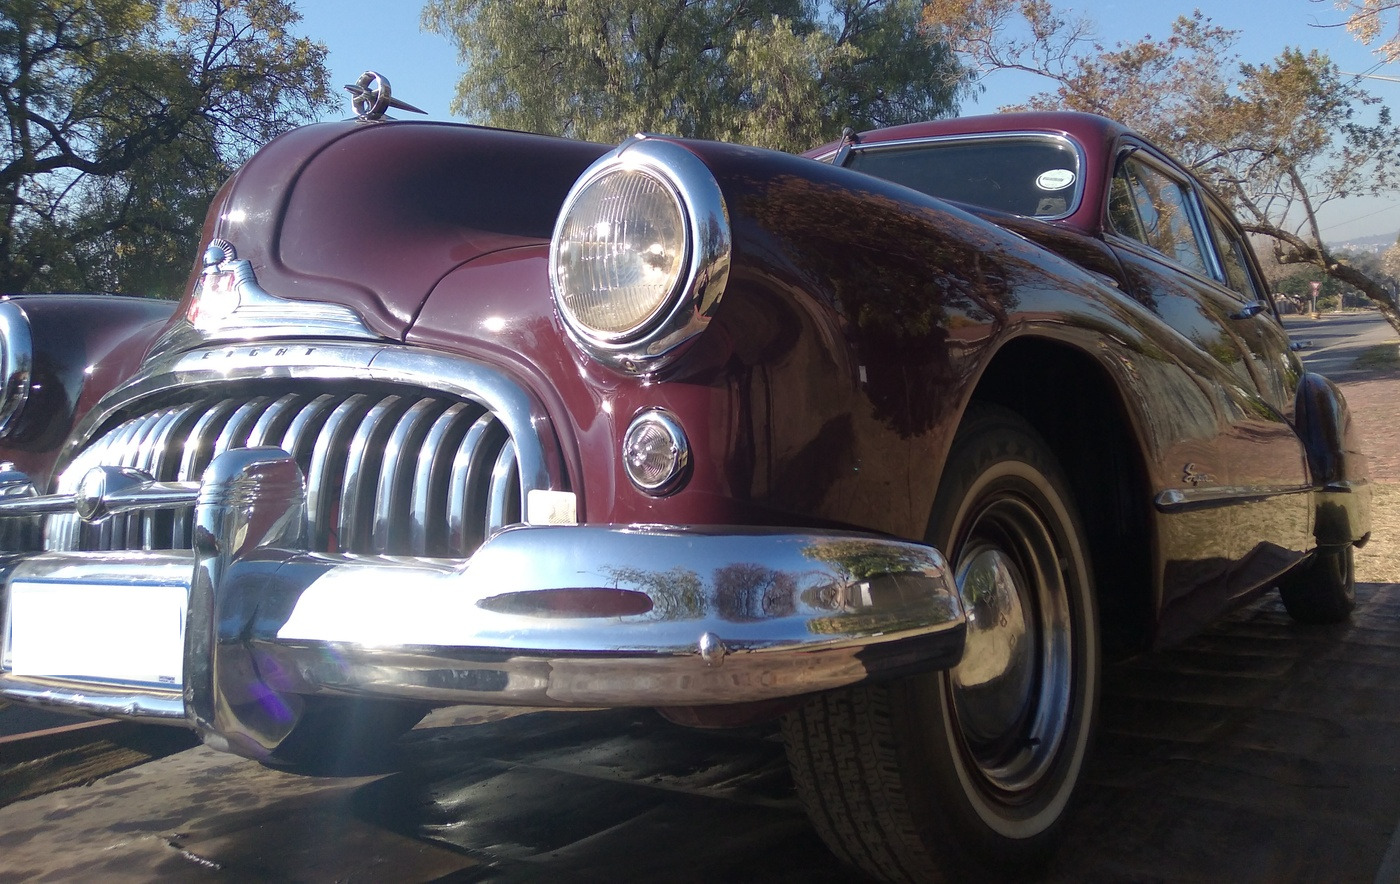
[1278,544,1355,624]
[783,406,1100,881]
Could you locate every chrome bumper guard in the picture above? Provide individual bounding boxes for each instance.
[0,448,964,760]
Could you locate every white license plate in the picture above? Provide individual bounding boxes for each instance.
[7,580,188,688]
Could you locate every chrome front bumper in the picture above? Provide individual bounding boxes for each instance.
[0,449,964,760]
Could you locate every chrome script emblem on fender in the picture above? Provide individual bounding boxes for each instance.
[1182,463,1216,487]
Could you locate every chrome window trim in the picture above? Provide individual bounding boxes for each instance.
[54,342,559,505]
[1200,200,1268,305]
[1110,149,1223,284]
[549,136,732,375]
[821,131,1089,222]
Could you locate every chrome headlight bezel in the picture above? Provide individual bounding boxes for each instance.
[549,137,731,374]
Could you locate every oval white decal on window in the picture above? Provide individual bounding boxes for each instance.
[1036,169,1076,190]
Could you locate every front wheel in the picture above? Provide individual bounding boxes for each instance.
[783,406,1100,881]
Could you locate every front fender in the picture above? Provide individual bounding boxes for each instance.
[0,294,176,486]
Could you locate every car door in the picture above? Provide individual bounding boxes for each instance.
[1195,196,1313,595]
[1104,147,1311,634]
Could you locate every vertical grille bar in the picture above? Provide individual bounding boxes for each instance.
[409,403,474,556]
[372,398,449,554]
[143,403,205,549]
[446,413,508,556]
[170,399,242,546]
[306,394,375,553]
[486,440,520,538]
[247,394,308,447]
[100,416,158,550]
[126,407,183,549]
[278,394,339,470]
[336,395,410,552]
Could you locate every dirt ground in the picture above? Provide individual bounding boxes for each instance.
[1333,369,1400,583]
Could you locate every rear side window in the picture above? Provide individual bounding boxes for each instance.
[1205,209,1262,301]
[1110,155,1210,276]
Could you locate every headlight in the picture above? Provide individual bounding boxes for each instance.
[552,167,686,339]
[550,137,730,374]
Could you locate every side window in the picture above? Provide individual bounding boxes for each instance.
[1205,209,1262,301]
[1109,156,1210,276]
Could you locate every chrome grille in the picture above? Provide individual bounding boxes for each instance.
[46,386,522,557]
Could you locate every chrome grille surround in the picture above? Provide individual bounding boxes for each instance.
[44,342,557,558]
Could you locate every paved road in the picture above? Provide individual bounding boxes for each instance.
[1283,309,1399,379]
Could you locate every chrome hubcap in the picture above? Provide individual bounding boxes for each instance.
[949,495,1072,796]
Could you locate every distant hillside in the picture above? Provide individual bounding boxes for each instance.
[1332,231,1397,254]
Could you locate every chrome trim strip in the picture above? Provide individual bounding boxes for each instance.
[0,678,184,722]
[0,470,197,520]
[1155,483,1313,512]
[75,342,553,496]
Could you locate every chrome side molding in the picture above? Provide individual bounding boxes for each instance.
[0,300,33,440]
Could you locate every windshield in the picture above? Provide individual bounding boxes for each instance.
[845,135,1083,219]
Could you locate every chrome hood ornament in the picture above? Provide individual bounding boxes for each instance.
[343,71,427,121]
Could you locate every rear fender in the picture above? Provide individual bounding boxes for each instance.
[1294,371,1371,546]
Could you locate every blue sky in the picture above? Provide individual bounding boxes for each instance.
[292,0,1398,242]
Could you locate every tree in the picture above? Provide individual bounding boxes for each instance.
[421,0,969,152]
[1,0,334,297]
[1321,0,1400,61]
[922,2,1400,333]
[1383,235,1400,279]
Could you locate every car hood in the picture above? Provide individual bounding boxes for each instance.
[191,120,610,340]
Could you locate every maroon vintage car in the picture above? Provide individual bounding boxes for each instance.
[0,76,1370,881]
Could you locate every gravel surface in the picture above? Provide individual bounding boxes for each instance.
[1337,369,1400,583]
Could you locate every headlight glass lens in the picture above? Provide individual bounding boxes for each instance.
[553,167,687,339]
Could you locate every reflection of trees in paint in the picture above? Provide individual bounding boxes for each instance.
[801,538,933,581]
[603,566,705,621]
[799,538,938,613]
[738,172,1024,436]
[713,562,797,621]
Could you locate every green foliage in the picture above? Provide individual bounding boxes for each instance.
[0,0,334,297]
[421,0,969,150]
[1274,265,1340,298]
